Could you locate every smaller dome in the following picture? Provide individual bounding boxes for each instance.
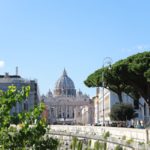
[76,89,83,97]
[47,89,53,97]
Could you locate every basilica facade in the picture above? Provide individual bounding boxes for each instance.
[42,69,94,125]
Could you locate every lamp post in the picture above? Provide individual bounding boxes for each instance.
[102,57,112,126]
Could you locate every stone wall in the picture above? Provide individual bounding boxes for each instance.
[50,125,149,143]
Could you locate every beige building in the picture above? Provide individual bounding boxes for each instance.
[42,69,94,125]
[93,87,149,125]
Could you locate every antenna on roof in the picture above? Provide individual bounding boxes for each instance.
[16,66,18,75]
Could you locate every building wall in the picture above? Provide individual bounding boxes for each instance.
[93,87,149,124]
[94,96,99,124]
[0,73,40,114]
[43,69,94,125]
[43,95,94,125]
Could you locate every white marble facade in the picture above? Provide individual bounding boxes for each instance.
[42,69,94,125]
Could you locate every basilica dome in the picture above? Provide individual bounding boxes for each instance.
[54,69,76,97]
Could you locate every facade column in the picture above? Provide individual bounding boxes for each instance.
[72,106,74,118]
[55,106,58,118]
[71,106,74,118]
[74,106,76,123]
[61,106,63,118]
[66,105,68,119]
[57,106,59,118]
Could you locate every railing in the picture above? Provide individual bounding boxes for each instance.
[48,130,150,150]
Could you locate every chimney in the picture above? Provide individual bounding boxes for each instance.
[96,87,100,97]
[16,66,18,75]
[5,72,9,78]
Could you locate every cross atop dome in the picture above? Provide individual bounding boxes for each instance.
[63,68,67,76]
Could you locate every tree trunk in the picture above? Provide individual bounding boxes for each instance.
[118,93,123,103]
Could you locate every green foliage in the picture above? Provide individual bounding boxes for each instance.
[77,140,83,150]
[87,140,92,150]
[122,135,126,140]
[70,137,78,150]
[70,137,85,150]
[33,135,59,150]
[126,138,134,145]
[103,131,110,139]
[93,132,109,150]
[114,145,123,150]
[0,86,30,128]
[10,112,20,125]
[138,141,144,145]
[94,141,104,150]
[84,51,150,105]
[110,103,135,121]
[94,141,99,150]
[103,142,107,150]
[0,86,59,149]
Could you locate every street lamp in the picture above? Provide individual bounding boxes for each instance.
[102,57,112,126]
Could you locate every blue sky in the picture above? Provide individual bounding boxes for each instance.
[0,0,149,97]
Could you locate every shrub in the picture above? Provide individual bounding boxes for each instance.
[0,86,59,149]
[115,145,123,150]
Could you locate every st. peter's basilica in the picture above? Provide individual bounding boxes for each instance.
[42,69,94,125]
